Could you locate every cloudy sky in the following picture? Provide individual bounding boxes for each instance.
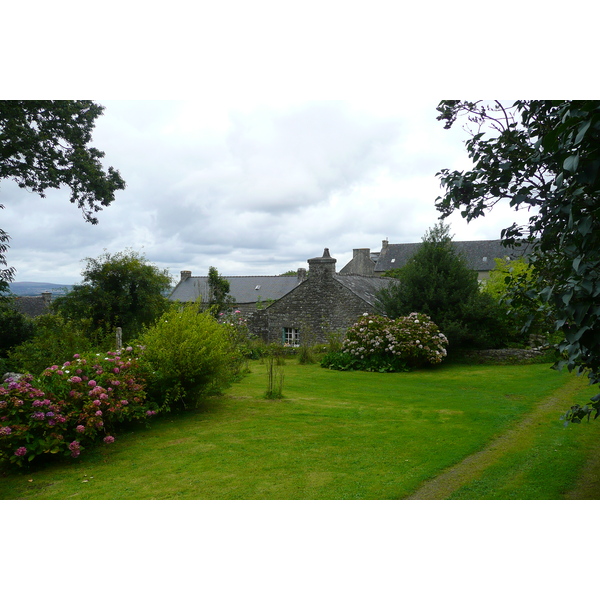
[3,0,578,287]
[2,97,528,286]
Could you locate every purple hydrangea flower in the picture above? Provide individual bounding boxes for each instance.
[68,440,81,458]
[103,435,115,444]
[14,446,27,457]
[0,426,12,435]
[76,425,85,433]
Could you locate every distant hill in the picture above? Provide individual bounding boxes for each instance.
[8,282,74,297]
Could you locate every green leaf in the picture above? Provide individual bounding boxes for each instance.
[575,120,591,145]
[563,155,579,173]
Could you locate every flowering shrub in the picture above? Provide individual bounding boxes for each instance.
[39,346,157,435]
[0,347,158,467]
[322,313,448,372]
[0,375,70,465]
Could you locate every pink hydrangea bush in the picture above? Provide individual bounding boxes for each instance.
[0,347,158,467]
[0,374,70,466]
[330,313,448,372]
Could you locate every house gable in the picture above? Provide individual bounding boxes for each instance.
[248,249,393,344]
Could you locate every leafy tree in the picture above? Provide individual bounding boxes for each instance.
[376,223,484,349]
[0,282,34,370]
[207,266,234,315]
[0,100,125,281]
[376,223,517,350]
[484,256,554,343]
[436,100,600,420]
[52,249,172,342]
[0,308,34,369]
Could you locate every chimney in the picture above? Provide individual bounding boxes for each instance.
[307,248,336,279]
[180,270,192,282]
[297,268,307,282]
[41,291,52,305]
[353,248,370,260]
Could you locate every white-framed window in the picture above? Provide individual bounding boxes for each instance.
[283,327,300,347]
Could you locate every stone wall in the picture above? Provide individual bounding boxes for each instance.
[460,347,549,364]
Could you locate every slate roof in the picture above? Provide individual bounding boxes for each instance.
[9,296,51,318]
[374,240,530,274]
[334,275,393,308]
[169,275,303,305]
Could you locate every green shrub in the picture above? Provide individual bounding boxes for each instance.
[8,314,98,376]
[0,307,34,365]
[137,303,240,411]
[321,351,410,373]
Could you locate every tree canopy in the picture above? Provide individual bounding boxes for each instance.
[375,223,513,350]
[52,249,172,342]
[436,100,600,420]
[207,266,234,315]
[0,100,125,281]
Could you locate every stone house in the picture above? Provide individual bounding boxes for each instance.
[341,239,530,280]
[247,249,393,345]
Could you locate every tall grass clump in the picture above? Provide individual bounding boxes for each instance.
[137,303,242,411]
[264,344,285,399]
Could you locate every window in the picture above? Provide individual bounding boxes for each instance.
[283,327,300,347]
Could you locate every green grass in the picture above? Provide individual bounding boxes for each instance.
[448,377,600,499]
[0,360,595,500]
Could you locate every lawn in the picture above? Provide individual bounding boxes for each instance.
[0,360,596,500]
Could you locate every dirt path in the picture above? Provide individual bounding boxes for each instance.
[406,375,594,500]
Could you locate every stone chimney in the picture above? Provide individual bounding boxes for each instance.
[41,291,52,306]
[180,270,192,282]
[307,248,336,279]
[297,268,307,282]
[349,248,374,276]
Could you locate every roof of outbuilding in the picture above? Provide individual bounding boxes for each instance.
[9,296,51,318]
[374,240,530,273]
[169,275,302,305]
